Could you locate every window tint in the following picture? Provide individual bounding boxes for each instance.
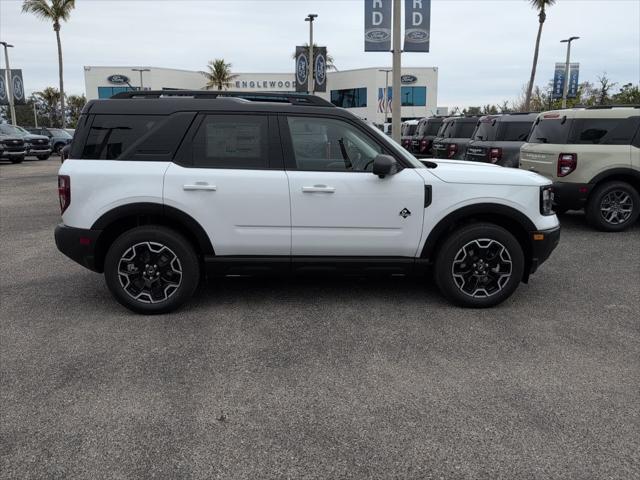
[528,118,573,144]
[192,115,268,169]
[473,120,497,141]
[453,122,477,139]
[424,121,442,136]
[436,121,452,137]
[497,121,534,142]
[286,116,383,172]
[82,115,161,159]
[330,88,367,108]
[405,124,418,136]
[571,118,638,145]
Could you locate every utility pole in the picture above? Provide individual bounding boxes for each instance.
[561,36,579,109]
[1,41,17,125]
[305,14,318,94]
[33,102,38,127]
[391,0,402,143]
[132,68,150,91]
[379,69,392,124]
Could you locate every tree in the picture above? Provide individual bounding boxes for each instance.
[594,73,617,105]
[22,0,76,128]
[612,83,640,105]
[34,87,61,126]
[66,94,86,127]
[201,59,238,91]
[524,0,556,110]
[291,43,337,71]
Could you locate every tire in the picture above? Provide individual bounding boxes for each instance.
[104,226,200,314]
[54,143,65,154]
[10,156,24,164]
[37,155,50,161]
[585,181,640,232]
[434,223,525,308]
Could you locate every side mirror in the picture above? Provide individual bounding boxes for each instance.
[372,154,398,178]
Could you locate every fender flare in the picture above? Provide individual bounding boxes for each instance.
[588,168,640,188]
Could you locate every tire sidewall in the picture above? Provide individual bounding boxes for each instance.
[586,181,640,232]
[104,226,200,314]
[435,223,525,308]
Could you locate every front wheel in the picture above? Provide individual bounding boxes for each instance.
[104,226,200,314]
[10,156,24,164]
[37,155,50,160]
[434,223,525,308]
[585,181,639,232]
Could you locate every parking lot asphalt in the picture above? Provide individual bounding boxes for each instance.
[1,158,639,480]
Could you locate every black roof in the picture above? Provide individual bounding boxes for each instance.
[84,90,340,116]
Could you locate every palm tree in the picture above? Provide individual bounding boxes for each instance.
[201,59,238,91]
[524,0,556,110]
[34,87,61,126]
[291,44,337,71]
[22,0,76,127]
[67,93,86,127]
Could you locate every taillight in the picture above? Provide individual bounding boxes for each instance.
[447,143,457,158]
[58,175,70,214]
[557,153,577,177]
[420,139,431,153]
[489,147,503,164]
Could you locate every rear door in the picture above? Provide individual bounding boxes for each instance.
[163,114,291,256]
[281,115,425,257]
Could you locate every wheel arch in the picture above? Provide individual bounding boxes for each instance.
[91,203,214,272]
[421,203,536,281]
[588,168,640,196]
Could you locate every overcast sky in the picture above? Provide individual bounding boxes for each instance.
[1,0,639,107]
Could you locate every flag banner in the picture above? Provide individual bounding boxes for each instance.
[295,46,309,93]
[404,0,431,52]
[378,87,392,113]
[0,69,25,105]
[552,63,579,100]
[365,0,392,52]
[313,47,327,92]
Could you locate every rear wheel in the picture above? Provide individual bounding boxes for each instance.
[104,226,200,314]
[434,223,525,308]
[586,181,639,232]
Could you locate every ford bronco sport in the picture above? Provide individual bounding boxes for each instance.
[432,116,480,160]
[55,91,560,314]
[411,116,444,157]
[520,106,640,231]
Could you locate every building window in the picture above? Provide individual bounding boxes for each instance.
[330,88,367,108]
[401,86,426,106]
[97,86,139,99]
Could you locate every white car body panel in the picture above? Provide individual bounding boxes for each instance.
[59,160,169,229]
[286,168,425,257]
[163,163,291,256]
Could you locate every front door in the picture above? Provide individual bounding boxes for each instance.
[163,114,291,256]
[281,115,425,257]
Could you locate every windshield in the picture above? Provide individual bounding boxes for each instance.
[14,126,29,134]
[0,124,23,136]
[498,121,534,142]
[49,128,72,138]
[528,118,573,144]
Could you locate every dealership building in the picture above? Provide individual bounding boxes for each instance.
[83,65,441,122]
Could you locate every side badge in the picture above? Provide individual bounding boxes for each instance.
[399,208,411,219]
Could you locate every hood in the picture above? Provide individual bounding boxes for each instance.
[23,133,50,142]
[420,159,551,186]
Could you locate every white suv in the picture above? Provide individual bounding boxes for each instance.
[55,91,560,314]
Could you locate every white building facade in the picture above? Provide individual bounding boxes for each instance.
[84,65,439,121]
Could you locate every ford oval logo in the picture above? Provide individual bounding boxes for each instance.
[365,29,391,43]
[405,30,430,42]
[401,75,418,85]
[107,74,130,85]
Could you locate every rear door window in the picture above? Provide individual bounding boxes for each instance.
[425,121,442,136]
[528,118,573,144]
[571,118,639,145]
[498,121,534,142]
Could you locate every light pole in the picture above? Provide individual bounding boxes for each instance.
[379,69,392,124]
[0,41,16,125]
[560,36,579,109]
[391,0,402,143]
[132,68,150,91]
[305,14,318,94]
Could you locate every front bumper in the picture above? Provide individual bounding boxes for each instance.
[55,224,102,272]
[551,181,592,211]
[27,147,52,156]
[528,226,561,275]
[1,150,27,158]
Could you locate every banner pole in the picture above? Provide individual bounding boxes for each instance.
[391,0,402,143]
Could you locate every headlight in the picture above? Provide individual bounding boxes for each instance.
[540,186,554,216]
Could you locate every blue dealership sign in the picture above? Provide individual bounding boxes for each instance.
[295,46,309,93]
[364,0,392,52]
[552,62,579,99]
[313,47,327,92]
[404,0,431,52]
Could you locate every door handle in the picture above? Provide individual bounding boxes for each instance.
[302,185,336,193]
[183,182,217,191]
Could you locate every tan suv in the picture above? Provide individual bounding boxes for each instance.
[520,106,640,231]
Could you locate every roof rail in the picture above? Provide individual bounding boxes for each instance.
[585,104,640,110]
[110,90,335,107]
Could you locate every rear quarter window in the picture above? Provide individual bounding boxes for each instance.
[453,121,477,139]
[498,121,534,142]
[571,117,639,145]
[528,118,573,144]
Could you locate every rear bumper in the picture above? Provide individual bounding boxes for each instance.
[552,181,592,210]
[528,226,561,275]
[55,224,102,272]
